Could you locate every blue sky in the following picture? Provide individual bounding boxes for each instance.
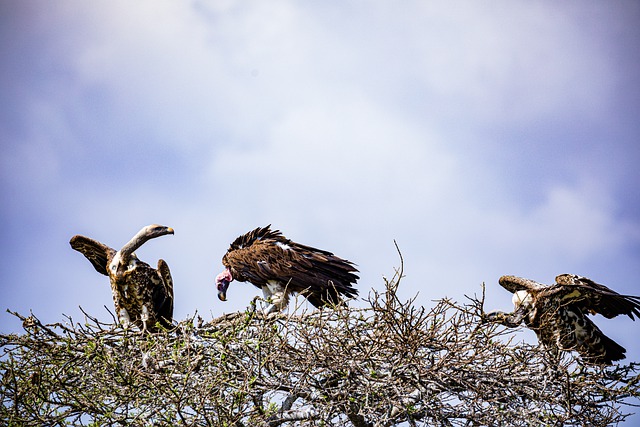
[2,0,640,418]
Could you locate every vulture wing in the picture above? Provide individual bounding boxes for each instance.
[69,235,116,276]
[154,259,174,328]
[550,274,640,320]
[223,226,359,307]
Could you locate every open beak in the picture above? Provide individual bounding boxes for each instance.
[217,279,230,302]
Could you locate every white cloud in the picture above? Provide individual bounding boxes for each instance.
[209,98,457,226]
[482,179,640,264]
[34,0,614,158]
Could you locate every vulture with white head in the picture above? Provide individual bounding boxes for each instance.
[216,225,359,313]
[70,224,175,332]
[485,274,640,364]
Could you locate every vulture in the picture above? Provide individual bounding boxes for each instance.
[70,224,175,332]
[485,274,640,364]
[216,225,359,313]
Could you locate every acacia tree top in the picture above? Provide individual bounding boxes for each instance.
[1,267,639,426]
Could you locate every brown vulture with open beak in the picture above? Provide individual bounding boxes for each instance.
[485,274,640,364]
[70,224,175,332]
[216,225,359,313]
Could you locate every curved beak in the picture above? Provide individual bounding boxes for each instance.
[217,279,230,301]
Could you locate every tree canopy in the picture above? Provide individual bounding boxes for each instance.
[2,264,639,426]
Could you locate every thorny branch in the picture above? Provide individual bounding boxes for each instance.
[1,260,639,426]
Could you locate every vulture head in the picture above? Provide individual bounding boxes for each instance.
[120,224,175,256]
[109,224,174,276]
[216,268,233,301]
[140,224,175,240]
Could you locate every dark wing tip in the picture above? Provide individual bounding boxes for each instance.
[556,274,640,320]
[69,235,114,276]
[155,259,174,327]
[69,235,85,249]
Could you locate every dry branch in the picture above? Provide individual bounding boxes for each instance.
[1,267,639,426]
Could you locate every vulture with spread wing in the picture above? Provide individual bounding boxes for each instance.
[70,224,174,332]
[485,274,640,364]
[216,225,359,313]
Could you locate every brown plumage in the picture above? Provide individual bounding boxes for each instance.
[485,274,640,364]
[216,225,359,313]
[70,224,175,332]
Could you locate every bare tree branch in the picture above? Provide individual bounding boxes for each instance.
[2,263,639,426]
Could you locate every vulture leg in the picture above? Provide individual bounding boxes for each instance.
[261,283,277,314]
[140,305,150,334]
[262,281,290,314]
[263,303,279,315]
[119,308,131,329]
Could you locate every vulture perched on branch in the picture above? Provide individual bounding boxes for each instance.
[70,224,175,332]
[216,225,359,313]
[485,274,640,364]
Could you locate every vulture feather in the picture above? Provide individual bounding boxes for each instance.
[70,224,175,332]
[485,274,640,364]
[216,225,359,313]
